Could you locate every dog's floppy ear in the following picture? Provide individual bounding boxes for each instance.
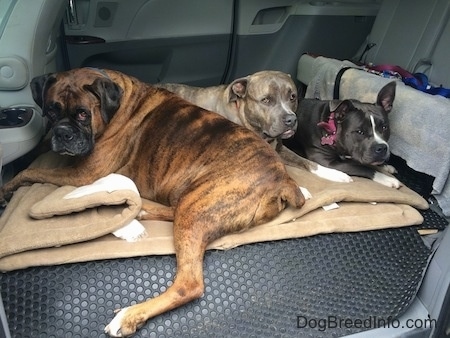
[30,73,57,108]
[228,77,249,102]
[329,100,354,121]
[376,81,396,113]
[84,78,123,123]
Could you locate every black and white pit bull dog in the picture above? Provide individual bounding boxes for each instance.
[287,81,401,188]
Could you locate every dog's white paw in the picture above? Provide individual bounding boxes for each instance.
[299,186,312,200]
[137,209,148,220]
[112,220,147,242]
[380,164,397,174]
[104,307,130,337]
[313,165,353,183]
[373,172,402,188]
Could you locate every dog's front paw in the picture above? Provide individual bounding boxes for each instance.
[136,209,148,220]
[313,165,353,183]
[373,172,402,188]
[105,306,144,337]
[380,164,397,174]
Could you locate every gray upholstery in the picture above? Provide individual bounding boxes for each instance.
[424,18,450,87]
[354,0,450,86]
[0,0,66,105]
[299,0,450,87]
[358,0,448,65]
[0,0,66,165]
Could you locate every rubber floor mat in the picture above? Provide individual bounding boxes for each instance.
[0,223,443,338]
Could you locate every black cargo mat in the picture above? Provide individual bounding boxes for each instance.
[1,221,446,338]
[1,159,449,337]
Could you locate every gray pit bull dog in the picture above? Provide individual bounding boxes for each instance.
[157,71,351,183]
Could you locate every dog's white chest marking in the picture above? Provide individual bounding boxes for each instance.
[370,114,388,147]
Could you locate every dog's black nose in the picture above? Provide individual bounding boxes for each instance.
[54,125,74,143]
[374,143,388,155]
[283,114,297,127]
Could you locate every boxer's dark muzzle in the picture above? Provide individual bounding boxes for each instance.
[52,121,93,156]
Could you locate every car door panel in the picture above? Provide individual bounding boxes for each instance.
[226,0,379,81]
[64,0,234,86]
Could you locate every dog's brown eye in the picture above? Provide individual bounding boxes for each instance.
[290,92,297,101]
[355,130,365,135]
[77,110,88,121]
[261,97,270,104]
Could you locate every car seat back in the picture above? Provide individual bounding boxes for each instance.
[355,0,449,83]
[0,0,66,166]
[0,0,66,107]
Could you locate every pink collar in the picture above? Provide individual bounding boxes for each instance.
[317,112,337,146]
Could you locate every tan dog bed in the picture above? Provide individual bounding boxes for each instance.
[0,153,428,271]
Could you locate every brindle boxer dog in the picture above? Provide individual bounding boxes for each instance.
[0,68,305,337]
[157,71,352,183]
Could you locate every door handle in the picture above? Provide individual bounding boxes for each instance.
[67,0,79,26]
[66,35,106,44]
[252,6,289,26]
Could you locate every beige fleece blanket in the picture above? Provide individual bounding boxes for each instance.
[0,154,429,272]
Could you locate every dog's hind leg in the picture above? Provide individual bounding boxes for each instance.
[104,212,209,337]
[104,178,304,337]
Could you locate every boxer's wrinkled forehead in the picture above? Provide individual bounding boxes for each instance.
[45,83,83,104]
[40,85,91,125]
[54,67,108,83]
